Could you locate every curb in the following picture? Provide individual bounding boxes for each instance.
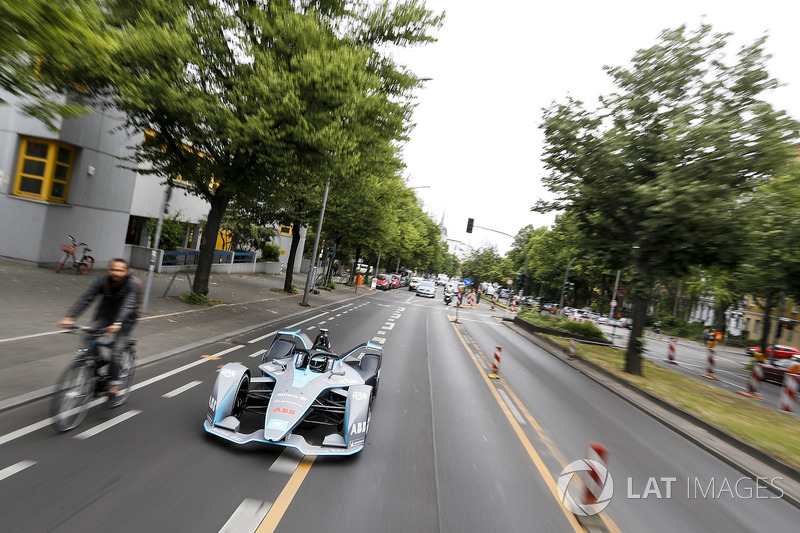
[0,292,369,414]
[502,320,800,511]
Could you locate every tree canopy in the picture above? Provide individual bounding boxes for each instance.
[536,25,800,374]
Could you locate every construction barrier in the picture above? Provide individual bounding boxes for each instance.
[489,346,502,379]
[702,346,719,381]
[778,362,800,413]
[509,297,518,314]
[569,338,576,359]
[491,294,498,310]
[466,292,476,308]
[738,362,764,400]
[666,337,677,364]
[582,442,610,506]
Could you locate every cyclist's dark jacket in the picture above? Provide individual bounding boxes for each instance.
[67,275,141,325]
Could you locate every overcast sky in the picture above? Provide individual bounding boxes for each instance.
[392,0,800,255]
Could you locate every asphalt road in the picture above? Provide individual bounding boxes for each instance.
[1,289,799,532]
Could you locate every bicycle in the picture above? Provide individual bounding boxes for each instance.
[50,327,137,432]
[55,234,94,274]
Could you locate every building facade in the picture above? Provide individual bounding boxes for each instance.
[0,93,305,272]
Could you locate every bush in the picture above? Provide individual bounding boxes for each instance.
[259,243,280,262]
[517,309,607,342]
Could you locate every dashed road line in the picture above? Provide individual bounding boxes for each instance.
[220,498,272,533]
[162,381,203,398]
[73,410,141,440]
[0,460,36,482]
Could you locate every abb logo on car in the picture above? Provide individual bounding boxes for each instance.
[273,407,296,415]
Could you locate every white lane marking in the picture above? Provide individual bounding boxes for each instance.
[219,498,272,533]
[328,304,352,313]
[249,349,267,359]
[73,410,141,440]
[247,312,330,344]
[371,338,386,345]
[269,449,303,475]
[248,330,277,344]
[381,323,395,330]
[396,307,406,311]
[391,314,401,319]
[377,331,386,335]
[132,358,209,392]
[498,390,527,425]
[0,460,36,482]
[162,381,203,398]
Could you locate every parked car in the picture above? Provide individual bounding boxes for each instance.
[745,344,800,359]
[389,274,400,289]
[375,274,391,290]
[416,280,436,298]
[759,357,800,384]
[408,277,423,291]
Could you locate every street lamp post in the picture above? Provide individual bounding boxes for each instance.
[300,176,331,307]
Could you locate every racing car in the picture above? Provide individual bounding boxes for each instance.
[203,327,382,456]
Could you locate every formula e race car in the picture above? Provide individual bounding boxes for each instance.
[203,328,382,456]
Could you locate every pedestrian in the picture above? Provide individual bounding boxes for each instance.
[702,328,710,343]
[59,258,141,407]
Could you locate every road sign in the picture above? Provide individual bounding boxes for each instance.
[464,278,472,286]
[610,300,617,308]
[616,285,628,298]
[506,279,513,286]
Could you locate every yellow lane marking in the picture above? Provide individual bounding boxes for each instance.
[202,355,221,360]
[449,322,585,533]
[256,456,316,532]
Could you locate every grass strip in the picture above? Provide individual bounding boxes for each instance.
[545,336,800,470]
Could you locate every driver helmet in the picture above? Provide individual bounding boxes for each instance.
[309,354,328,372]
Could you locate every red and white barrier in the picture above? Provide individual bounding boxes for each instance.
[569,338,576,359]
[748,363,763,395]
[779,363,800,413]
[489,346,502,378]
[666,337,677,364]
[466,292,476,308]
[702,346,719,380]
[582,442,610,505]
[509,297,518,314]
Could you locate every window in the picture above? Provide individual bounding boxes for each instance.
[754,320,761,334]
[13,138,75,202]
[279,224,293,236]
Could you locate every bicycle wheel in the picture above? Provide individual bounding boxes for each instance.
[51,361,95,432]
[55,255,68,273]
[114,344,137,406]
[77,256,94,275]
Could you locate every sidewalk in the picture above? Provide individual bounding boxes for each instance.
[0,258,366,409]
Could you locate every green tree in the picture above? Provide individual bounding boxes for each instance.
[537,25,800,375]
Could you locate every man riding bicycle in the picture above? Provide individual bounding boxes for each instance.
[59,258,140,407]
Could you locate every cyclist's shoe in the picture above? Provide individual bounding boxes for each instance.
[107,392,124,409]
[107,383,124,409]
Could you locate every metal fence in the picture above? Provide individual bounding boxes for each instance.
[161,250,255,266]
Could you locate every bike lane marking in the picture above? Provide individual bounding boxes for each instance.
[246,313,330,344]
[0,344,242,447]
[72,410,141,440]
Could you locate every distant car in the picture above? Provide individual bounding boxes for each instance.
[416,280,436,298]
[745,344,800,359]
[375,274,391,290]
[619,318,632,329]
[389,274,400,289]
[408,277,423,291]
[759,357,800,384]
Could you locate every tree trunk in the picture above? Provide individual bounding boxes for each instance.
[283,220,302,293]
[760,293,773,354]
[349,245,361,284]
[623,290,648,376]
[192,193,230,296]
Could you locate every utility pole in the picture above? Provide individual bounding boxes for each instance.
[301,177,330,307]
[142,185,172,313]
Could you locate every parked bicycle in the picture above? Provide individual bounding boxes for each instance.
[50,326,137,432]
[55,234,94,274]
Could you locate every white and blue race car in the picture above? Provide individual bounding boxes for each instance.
[204,328,382,456]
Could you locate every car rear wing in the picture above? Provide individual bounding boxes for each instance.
[340,340,384,361]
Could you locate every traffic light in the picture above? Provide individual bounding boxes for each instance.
[466,218,474,233]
